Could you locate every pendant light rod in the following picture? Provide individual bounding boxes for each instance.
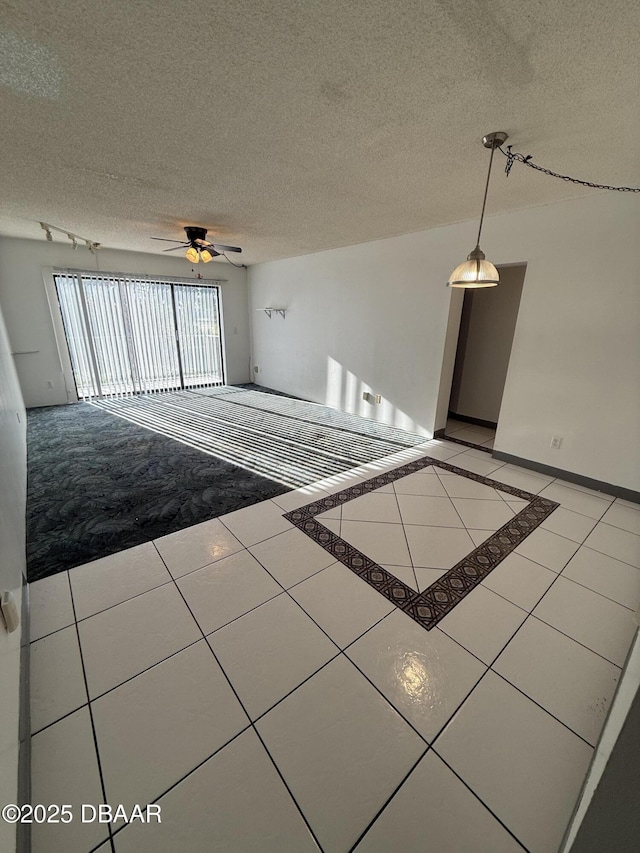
[475,144,496,247]
[475,131,509,248]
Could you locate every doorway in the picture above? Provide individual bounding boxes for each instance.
[445,264,526,447]
[54,272,225,399]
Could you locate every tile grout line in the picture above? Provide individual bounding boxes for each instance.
[30,701,90,738]
[554,572,637,613]
[429,748,533,853]
[40,552,371,722]
[149,542,327,853]
[32,593,351,739]
[595,517,640,536]
[349,666,533,853]
[482,555,628,673]
[346,745,431,852]
[536,491,616,525]
[389,481,420,593]
[426,576,616,752]
[439,563,628,672]
[431,466,481,551]
[235,549,441,742]
[424,615,600,782]
[65,573,117,853]
[79,637,203,707]
[528,613,628,669]
[487,666,605,750]
[573,539,640,571]
[109,726,253,840]
[70,575,177,624]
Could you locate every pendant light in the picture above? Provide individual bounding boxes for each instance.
[447,131,508,288]
[185,246,199,263]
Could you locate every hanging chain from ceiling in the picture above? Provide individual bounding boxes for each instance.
[498,146,640,192]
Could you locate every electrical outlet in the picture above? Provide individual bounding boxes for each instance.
[253,366,259,374]
[550,436,562,449]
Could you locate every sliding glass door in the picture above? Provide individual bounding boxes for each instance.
[54,272,225,399]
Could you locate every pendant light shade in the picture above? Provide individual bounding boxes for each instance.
[185,246,199,263]
[200,248,214,263]
[447,131,508,289]
[447,247,499,288]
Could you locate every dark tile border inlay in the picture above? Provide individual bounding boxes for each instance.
[284,455,559,631]
[441,435,493,453]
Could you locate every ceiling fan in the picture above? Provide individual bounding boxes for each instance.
[151,227,242,264]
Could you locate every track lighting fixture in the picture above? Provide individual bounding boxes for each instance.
[39,222,101,253]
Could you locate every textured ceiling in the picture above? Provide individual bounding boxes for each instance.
[1,0,639,264]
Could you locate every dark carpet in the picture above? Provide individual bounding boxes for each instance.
[27,402,290,581]
[27,387,427,581]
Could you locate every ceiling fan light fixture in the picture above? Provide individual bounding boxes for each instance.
[200,248,214,263]
[185,246,199,263]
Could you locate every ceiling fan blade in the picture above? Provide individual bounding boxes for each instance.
[151,237,187,243]
[162,245,188,252]
[210,243,242,253]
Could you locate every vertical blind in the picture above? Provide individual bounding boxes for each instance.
[54,272,225,399]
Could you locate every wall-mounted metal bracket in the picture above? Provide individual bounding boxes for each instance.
[256,308,286,318]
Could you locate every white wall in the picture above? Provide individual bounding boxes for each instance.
[248,229,461,436]
[0,237,251,408]
[0,301,26,853]
[249,193,640,491]
[450,264,525,423]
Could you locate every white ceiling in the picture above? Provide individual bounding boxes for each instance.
[1,0,638,265]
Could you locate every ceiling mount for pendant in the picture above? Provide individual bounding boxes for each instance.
[482,131,509,150]
[447,131,508,289]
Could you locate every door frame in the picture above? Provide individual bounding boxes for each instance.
[433,262,528,439]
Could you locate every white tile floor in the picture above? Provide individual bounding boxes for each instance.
[29,436,640,853]
[444,422,497,447]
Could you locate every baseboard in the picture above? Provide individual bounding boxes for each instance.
[434,428,446,439]
[17,577,30,853]
[448,410,498,431]
[492,451,640,504]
